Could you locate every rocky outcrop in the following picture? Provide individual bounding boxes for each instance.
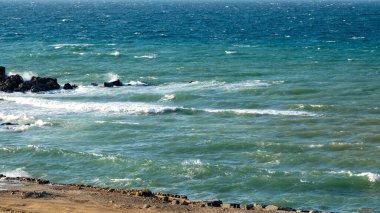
[0,74,24,92]
[0,66,5,81]
[63,83,77,90]
[104,79,123,87]
[0,68,61,93]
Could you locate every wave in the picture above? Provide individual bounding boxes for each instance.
[8,71,37,81]
[51,43,94,49]
[329,170,379,183]
[106,73,120,82]
[110,51,120,56]
[141,80,283,94]
[225,50,237,55]
[0,168,30,177]
[204,109,317,116]
[134,54,157,59]
[1,96,316,117]
[1,96,182,115]
[160,94,175,102]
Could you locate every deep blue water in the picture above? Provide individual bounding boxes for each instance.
[1,1,380,211]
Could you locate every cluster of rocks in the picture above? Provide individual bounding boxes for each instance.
[0,66,151,93]
[0,176,326,213]
[0,66,76,93]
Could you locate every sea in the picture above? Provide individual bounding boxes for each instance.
[0,0,379,211]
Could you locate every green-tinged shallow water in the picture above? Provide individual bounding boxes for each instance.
[1,1,380,211]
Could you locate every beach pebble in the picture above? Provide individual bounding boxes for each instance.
[172,200,180,205]
[254,204,263,210]
[244,204,254,210]
[221,203,240,209]
[143,204,151,208]
[265,205,279,211]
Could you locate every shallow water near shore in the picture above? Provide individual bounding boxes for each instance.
[1,0,380,211]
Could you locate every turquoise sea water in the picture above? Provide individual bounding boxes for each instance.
[1,0,380,211]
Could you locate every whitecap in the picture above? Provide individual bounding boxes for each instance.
[225,50,237,55]
[351,36,365,40]
[1,96,181,115]
[111,121,139,125]
[134,54,157,59]
[8,71,37,81]
[1,168,30,177]
[329,170,379,182]
[125,81,149,86]
[106,73,120,82]
[51,43,93,49]
[0,112,32,123]
[356,172,379,183]
[110,51,120,56]
[181,159,203,166]
[160,94,175,102]
[204,109,317,117]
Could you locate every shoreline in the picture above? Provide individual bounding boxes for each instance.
[0,175,324,213]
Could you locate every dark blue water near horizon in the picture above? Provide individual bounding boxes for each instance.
[1,0,380,211]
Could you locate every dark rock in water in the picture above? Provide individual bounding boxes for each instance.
[104,79,122,87]
[206,199,223,207]
[1,122,18,126]
[104,82,114,87]
[0,74,24,92]
[91,83,98,86]
[29,76,60,92]
[0,174,4,178]
[63,83,77,90]
[17,81,33,92]
[0,66,5,80]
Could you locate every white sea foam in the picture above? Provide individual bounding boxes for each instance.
[125,81,149,86]
[225,50,237,55]
[204,109,317,116]
[329,170,379,183]
[1,96,180,115]
[110,51,120,56]
[160,94,175,102]
[51,43,93,49]
[8,71,37,81]
[134,54,157,59]
[106,73,120,82]
[111,121,139,125]
[0,112,32,123]
[1,168,30,177]
[181,159,204,166]
[356,172,379,183]
[351,36,365,40]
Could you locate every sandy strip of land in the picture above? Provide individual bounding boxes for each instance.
[0,176,316,213]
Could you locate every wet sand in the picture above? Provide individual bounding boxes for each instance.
[0,176,317,213]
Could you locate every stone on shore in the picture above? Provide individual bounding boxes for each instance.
[221,203,240,209]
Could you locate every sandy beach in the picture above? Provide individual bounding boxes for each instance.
[0,176,316,213]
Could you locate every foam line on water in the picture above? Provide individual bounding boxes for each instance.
[204,109,317,117]
[1,96,316,117]
[1,96,181,114]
